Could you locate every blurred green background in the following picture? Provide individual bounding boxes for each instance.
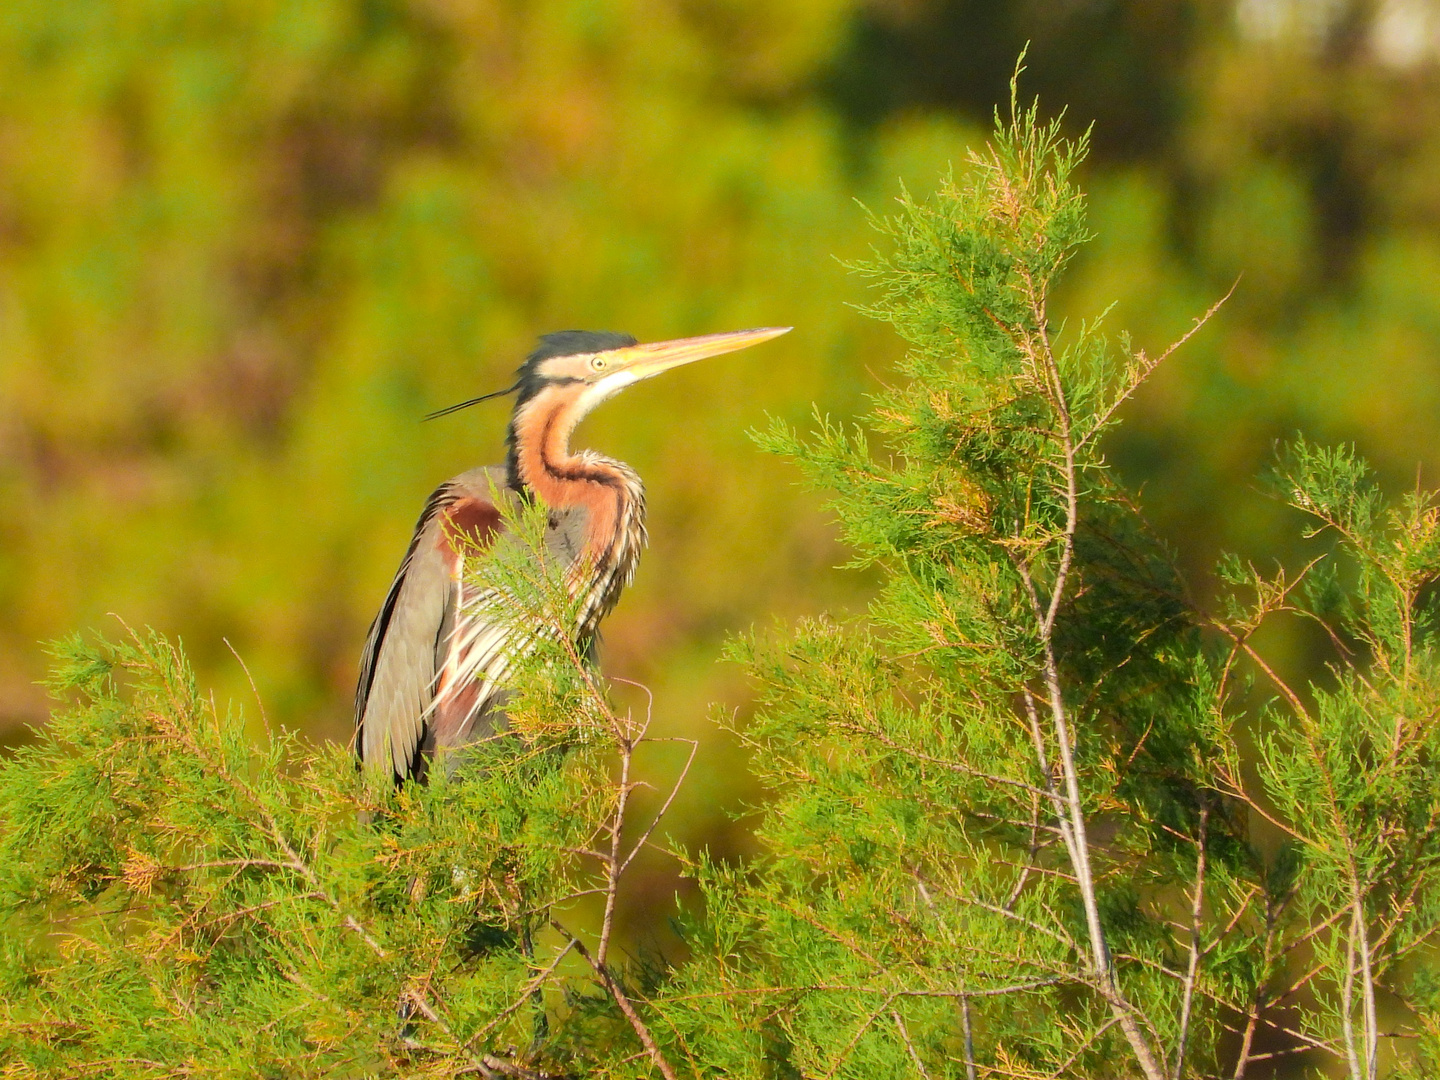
[4,0,1440,979]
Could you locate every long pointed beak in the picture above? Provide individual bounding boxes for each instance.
[610,326,791,380]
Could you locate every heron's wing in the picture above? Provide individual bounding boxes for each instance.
[355,477,505,783]
[425,487,520,757]
[427,485,603,757]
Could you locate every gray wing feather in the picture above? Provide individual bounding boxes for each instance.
[355,484,461,782]
[357,467,533,784]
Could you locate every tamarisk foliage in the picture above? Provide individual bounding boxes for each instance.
[658,94,1440,1079]
[4,88,1440,1078]
[0,497,695,1078]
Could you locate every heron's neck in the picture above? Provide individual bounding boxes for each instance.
[506,395,645,562]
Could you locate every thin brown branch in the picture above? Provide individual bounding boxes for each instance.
[1202,884,1263,959]
[1004,793,1045,912]
[1208,621,1313,725]
[401,977,517,1078]
[832,716,1059,803]
[462,940,576,1053]
[597,735,636,967]
[892,1009,936,1080]
[823,992,899,1080]
[1172,802,1209,1080]
[617,738,697,879]
[960,995,978,1080]
[1047,1015,1124,1078]
[221,636,270,733]
[655,977,1064,1006]
[960,894,1081,953]
[1232,889,1283,1080]
[552,922,679,1080]
[1074,281,1235,454]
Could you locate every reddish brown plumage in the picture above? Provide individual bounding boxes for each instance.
[511,388,634,574]
[439,498,502,561]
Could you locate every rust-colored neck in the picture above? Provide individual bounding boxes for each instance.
[506,388,632,560]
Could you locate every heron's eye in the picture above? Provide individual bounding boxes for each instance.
[590,356,608,372]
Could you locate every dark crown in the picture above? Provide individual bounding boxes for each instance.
[526,330,637,366]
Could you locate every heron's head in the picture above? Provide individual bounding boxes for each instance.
[427,326,791,429]
[513,326,791,423]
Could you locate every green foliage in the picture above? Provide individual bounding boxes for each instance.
[1,631,545,1075]
[0,503,664,1076]
[6,84,1440,1080]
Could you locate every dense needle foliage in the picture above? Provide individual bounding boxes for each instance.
[4,91,1440,1079]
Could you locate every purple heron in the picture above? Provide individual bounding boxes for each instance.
[355,326,791,783]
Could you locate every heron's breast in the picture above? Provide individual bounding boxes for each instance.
[573,485,646,636]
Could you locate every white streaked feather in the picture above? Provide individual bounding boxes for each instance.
[399,456,649,772]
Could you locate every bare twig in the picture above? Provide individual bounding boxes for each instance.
[832,716,1060,803]
[552,922,679,1080]
[462,940,576,1052]
[617,738,698,879]
[1048,1015,1124,1078]
[597,734,636,967]
[892,1009,935,1080]
[1172,801,1209,1079]
[653,977,1063,1007]
[1008,252,1167,1079]
[221,636,269,733]
[1004,793,1045,912]
[960,995,978,1080]
[1357,909,1379,1080]
[1342,919,1363,1080]
[823,992,899,1079]
[1074,281,1235,454]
